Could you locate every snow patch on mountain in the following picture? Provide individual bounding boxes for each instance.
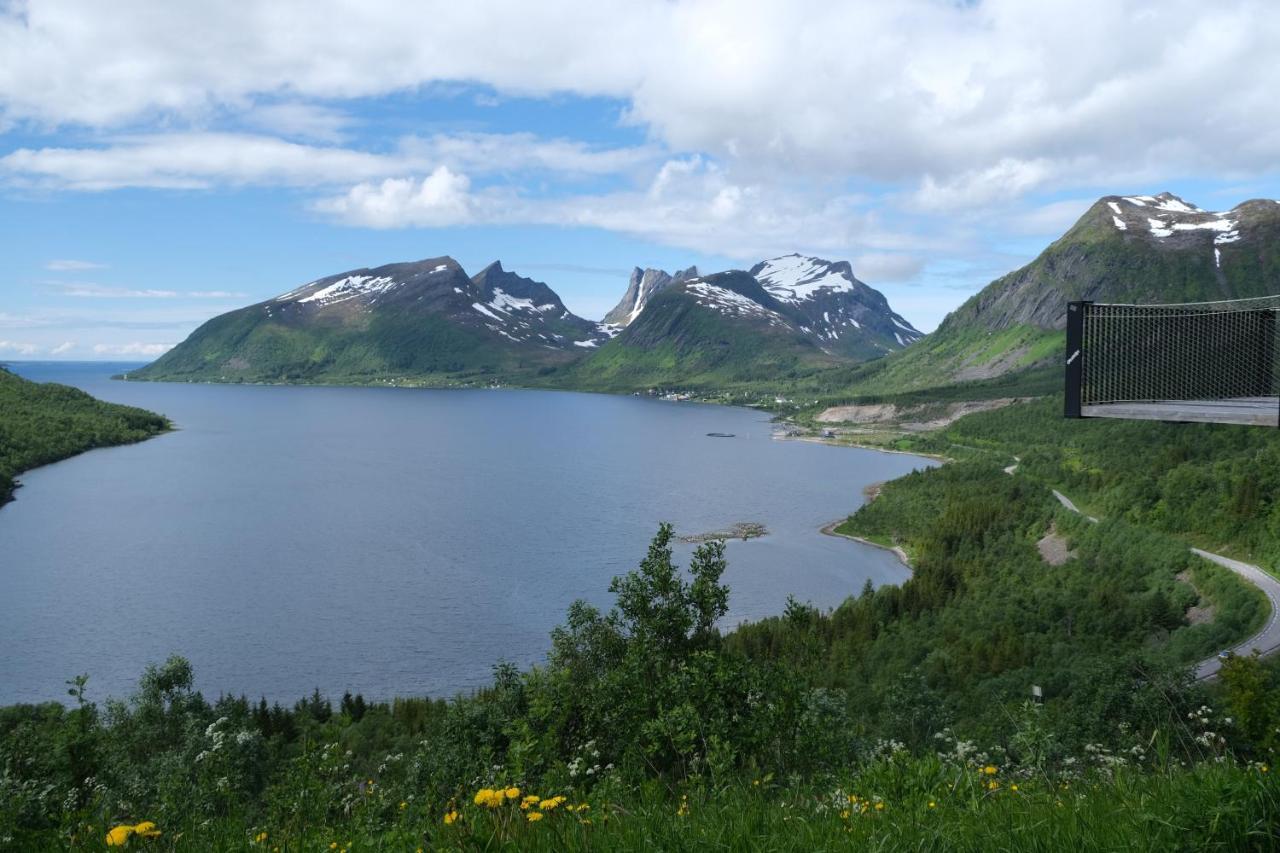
[295,275,398,306]
[687,281,789,327]
[753,254,855,302]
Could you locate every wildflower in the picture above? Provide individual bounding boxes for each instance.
[1010,784,1019,792]
[677,794,690,817]
[527,811,545,822]
[540,796,566,810]
[987,781,1000,791]
[474,788,504,808]
[133,822,161,839]
[928,801,936,809]
[443,810,459,826]
[874,802,884,811]
[521,794,540,810]
[753,779,760,787]
[571,803,590,813]
[254,831,269,843]
[106,826,134,847]
[399,801,407,810]
[329,844,338,850]
[983,765,998,776]
[505,786,521,799]
[840,809,850,819]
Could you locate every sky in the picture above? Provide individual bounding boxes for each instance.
[3,0,1280,359]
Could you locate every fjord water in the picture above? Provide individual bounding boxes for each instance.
[0,363,930,705]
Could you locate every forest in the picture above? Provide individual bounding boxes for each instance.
[906,395,1280,576]
[0,367,169,507]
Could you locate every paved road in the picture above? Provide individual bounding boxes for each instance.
[1189,549,1280,680]
[1020,473,1278,679]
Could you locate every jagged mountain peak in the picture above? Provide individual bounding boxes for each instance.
[603,265,700,326]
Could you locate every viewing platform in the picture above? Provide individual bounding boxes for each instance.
[1066,296,1280,428]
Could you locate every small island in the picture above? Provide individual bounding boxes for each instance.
[677,521,767,543]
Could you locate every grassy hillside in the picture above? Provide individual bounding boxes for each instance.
[842,195,1280,395]
[0,367,169,507]
[561,287,843,393]
[899,396,1280,577]
[131,306,578,386]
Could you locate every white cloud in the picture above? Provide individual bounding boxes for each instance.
[246,103,354,143]
[46,258,107,271]
[0,340,40,355]
[315,166,475,227]
[1,131,656,190]
[49,341,75,355]
[55,283,248,299]
[3,0,1277,196]
[92,342,174,356]
[315,157,900,260]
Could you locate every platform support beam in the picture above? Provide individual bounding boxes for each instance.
[1065,301,1088,419]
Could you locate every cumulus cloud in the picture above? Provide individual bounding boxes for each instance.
[3,0,1277,196]
[49,341,75,355]
[0,340,40,355]
[314,157,901,260]
[315,166,476,227]
[92,342,174,356]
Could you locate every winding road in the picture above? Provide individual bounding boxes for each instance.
[1041,475,1280,680]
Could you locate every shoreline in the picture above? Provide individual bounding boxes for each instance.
[819,519,912,571]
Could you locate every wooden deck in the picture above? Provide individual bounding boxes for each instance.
[1081,397,1279,427]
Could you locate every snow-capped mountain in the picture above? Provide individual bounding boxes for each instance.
[750,254,923,356]
[850,191,1280,394]
[133,256,607,383]
[602,265,699,327]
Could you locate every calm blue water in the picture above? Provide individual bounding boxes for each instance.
[0,362,931,705]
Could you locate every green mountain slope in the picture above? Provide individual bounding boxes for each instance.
[564,271,846,391]
[0,366,168,506]
[849,192,1280,394]
[130,258,606,385]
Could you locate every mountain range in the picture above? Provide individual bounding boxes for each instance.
[131,253,922,389]
[132,191,1280,399]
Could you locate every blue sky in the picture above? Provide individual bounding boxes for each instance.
[3,0,1280,359]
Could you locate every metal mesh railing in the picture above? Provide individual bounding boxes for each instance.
[1072,295,1280,407]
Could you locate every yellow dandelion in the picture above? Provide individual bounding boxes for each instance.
[874,802,884,811]
[540,796,566,810]
[329,844,338,850]
[983,765,998,776]
[399,801,407,810]
[753,779,760,786]
[1010,784,1019,792]
[133,821,161,839]
[254,831,269,843]
[928,801,936,809]
[443,810,459,826]
[505,786,521,799]
[106,826,135,847]
[839,809,850,819]
[527,811,545,822]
